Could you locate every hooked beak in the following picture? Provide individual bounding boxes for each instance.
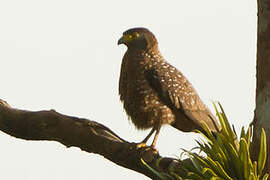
[117,36,125,45]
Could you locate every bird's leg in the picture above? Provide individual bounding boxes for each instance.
[142,127,156,143]
[137,127,156,148]
[150,124,161,149]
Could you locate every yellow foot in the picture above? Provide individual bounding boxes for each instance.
[136,142,147,149]
[151,146,158,153]
[136,143,158,154]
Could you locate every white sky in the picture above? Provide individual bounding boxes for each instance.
[0,0,257,179]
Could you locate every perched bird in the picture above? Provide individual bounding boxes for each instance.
[118,27,219,148]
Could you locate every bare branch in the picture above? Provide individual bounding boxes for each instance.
[0,99,184,180]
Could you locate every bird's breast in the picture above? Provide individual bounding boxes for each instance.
[121,56,175,129]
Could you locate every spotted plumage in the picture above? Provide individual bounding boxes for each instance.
[118,27,220,148]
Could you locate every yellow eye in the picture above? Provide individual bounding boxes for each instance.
[134,32,139,37]
[122,33,139,43]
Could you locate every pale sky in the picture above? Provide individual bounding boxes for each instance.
[0,0,257,179]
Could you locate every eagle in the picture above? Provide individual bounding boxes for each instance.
[118,27,219,148]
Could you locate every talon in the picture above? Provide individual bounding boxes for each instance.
[151,148,158,154]
[136,143,147,149]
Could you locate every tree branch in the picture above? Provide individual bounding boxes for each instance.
[0,99,185,180]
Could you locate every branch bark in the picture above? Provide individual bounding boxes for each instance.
[252,0,270,175]
[0,99,185,180]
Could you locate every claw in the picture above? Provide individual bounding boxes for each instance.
[136,142,147,149]
[150,145,158,154]
[136,142,158,154]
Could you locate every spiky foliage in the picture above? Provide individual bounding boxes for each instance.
[144,103,268,180]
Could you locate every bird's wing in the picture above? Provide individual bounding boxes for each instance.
[119,53,128,101]
[144,66,219,132]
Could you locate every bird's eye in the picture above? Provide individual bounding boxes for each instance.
[134,32,139,38]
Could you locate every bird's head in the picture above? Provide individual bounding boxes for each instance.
[118,27,158,50]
